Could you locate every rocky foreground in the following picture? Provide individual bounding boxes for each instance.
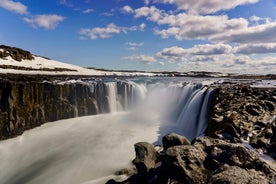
[207,83,276,159]
[107,83,276,184]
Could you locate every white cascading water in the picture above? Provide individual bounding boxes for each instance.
[0,79,213,184]
[105,82,121,113]
[175,86,210,140]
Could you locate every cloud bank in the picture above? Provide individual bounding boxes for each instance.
[0,0,28,14]
[80,23,145,40]
[24,15,65,30]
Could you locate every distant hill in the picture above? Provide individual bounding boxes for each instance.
[0,45,159,77]
[0,45,34,61]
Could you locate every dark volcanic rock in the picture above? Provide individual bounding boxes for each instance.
[207,84,276,158]
[0,77,99,140]
[162,144,207,183]
[162,132,190,150]
[133,142,159,175]
[0,45,34,61]
[107,135,276,184]
[208,165,270,184]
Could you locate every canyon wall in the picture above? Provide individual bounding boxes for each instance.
[0,77,100,139]
[0,75,144,140]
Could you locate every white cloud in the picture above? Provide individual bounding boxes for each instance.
[157,43,276,61]
[154,43,276,74]
[188,44,232,55]
[129,6,252,41]
[79,23,141,40]
[134,6,165,22]
[122,5,133,13]
[154,44,275,74]
[177,55,276,74]
[211,22,276,43]
[235,43,276,54]
[80,23,120,39]
[157,44,232,62]
[250,16,271,24]
[232,55,250,64]
[24,14,65,30]
[156,46,186,62]
[155,13,248,40]
[139,23,146,31]
[0,0,28,14]
[159,61,165,65]
[159,0,259,14]
[122,55,156,64]
[59,0,73,7]
[125,42,144,47]
[101,12,114,16]
[126,47,138,51]
[190,55,218,62]
[125,42,144,51]
[144,0,150,5]
[129,5,276,44]
[82,9,93,14]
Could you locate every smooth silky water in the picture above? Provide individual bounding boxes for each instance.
[0,77,215,184]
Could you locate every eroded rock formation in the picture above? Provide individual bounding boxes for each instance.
[0,77,99,139]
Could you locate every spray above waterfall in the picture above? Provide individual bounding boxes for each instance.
[57,78,213,140]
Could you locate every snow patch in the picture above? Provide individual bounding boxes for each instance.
[0,56,158,76]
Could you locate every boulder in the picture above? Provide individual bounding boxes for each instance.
[208,165,270,184]
[108,136,276,184]
[162,133,190,150]
[162,145,207,183]
[133,142,159,175]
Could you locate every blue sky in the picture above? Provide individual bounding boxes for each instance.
[0,0,276,74]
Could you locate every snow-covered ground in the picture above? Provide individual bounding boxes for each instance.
[0,56,157,76]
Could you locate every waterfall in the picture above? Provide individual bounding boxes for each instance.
[105,82,121,113]
[133,82,213,141]
[92,81,147,113]
[0,78,214,184]
[128,81,147,109]
[59,79,213,139]
[175,86,213,140]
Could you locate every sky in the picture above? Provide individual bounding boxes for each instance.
[0,0,276,74]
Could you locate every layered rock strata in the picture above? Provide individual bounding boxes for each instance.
[0,77,99,139]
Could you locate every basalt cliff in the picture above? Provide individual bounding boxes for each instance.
[0,76,98,139]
